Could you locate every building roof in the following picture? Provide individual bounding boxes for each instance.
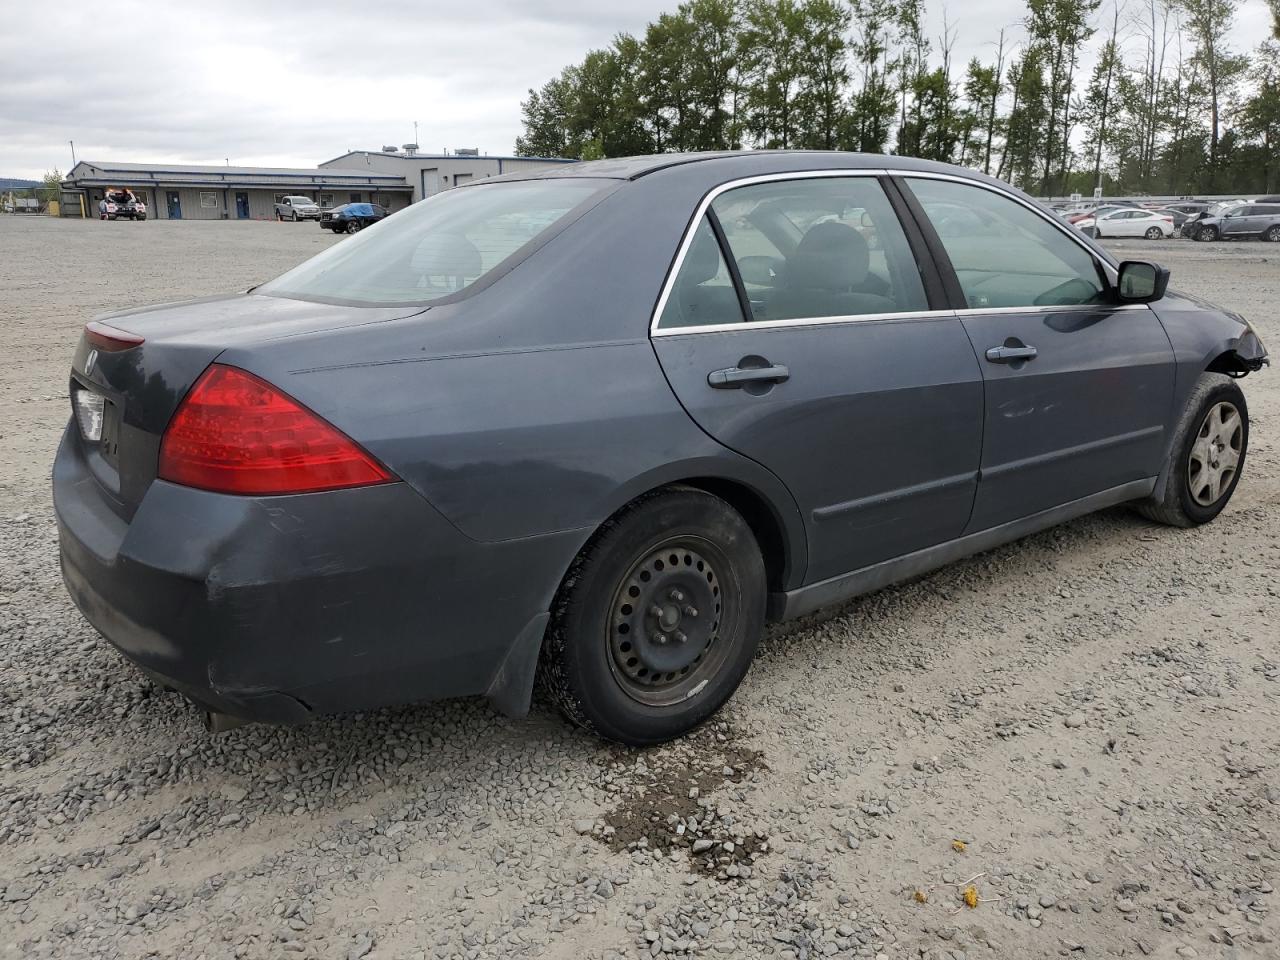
[321,150,576,167]
[71,160,406,180]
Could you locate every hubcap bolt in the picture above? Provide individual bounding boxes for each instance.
[648,604,664,618]
[683,605,698,618]
[652,632,668,646]
[674,630,688,644]
[669,589,685,603]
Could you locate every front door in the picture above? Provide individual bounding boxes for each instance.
[903,176,1175,532]
[651,174,984,583]
[235,192,249,218]
[166,191,181,219]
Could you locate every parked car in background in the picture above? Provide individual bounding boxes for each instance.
[320,202,388,234]
[274,196,320,221]
[1075,208,1174,238]
[1150,208,1189,230]
[55,153,1268,745]
[1187,203,1280,241]
[100,190,146,221]
[1067,203,1130,224]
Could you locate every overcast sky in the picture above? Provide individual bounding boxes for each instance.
[0,0,1272,180]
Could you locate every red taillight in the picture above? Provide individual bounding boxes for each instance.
[158,364,394,495]
[85,320,144,352]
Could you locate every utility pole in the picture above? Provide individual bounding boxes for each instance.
[69,140,76,165]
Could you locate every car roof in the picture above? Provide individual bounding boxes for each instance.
[488,150,973,183]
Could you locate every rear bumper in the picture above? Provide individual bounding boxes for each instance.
[53,424,580,724]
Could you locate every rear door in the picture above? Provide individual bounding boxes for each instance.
[901,176,1175,532]
[651,173,983,584]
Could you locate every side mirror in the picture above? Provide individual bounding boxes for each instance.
[1116,260,1170,304]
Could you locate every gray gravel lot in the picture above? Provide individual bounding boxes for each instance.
[1,217,1278,960]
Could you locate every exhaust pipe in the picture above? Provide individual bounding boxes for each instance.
[204,710,249,734]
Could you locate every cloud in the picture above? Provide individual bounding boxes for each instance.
[1,0,1273,179]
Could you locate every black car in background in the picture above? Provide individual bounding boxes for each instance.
[321,202,388,234]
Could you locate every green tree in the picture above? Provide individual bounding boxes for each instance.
[41,169,63,204]
[515,71,577,157]
[1181,0,1247,184]
[848,0,899,152]
[1000,47,1049,188]
[738,0,807,147]
[1077,3,1123,193]
[1237,41,1280,192]
[1024,0,1100,195]
[961,30,1008,174]
[793,0,852,148]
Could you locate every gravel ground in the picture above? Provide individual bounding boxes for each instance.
[1,217,1277,960]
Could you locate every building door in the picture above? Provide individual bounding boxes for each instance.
[422,169,440,197]
[166,191,182,219]
[235,192,250,219]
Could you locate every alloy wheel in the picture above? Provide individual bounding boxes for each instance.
[1187,401,1243,506]
[1145,226,1162,239]
[1266,226,1280,242]
[606,538,731,707]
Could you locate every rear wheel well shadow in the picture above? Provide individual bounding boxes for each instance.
[671,478,790,598]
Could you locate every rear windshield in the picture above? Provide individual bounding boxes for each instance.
[260,179,610,305]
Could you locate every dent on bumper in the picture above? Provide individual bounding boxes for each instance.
[54,427,582,723]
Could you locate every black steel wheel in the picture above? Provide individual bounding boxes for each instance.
[540,487,765,745]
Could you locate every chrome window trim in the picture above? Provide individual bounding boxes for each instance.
[656,308,956,337]
[650,166,1121,338]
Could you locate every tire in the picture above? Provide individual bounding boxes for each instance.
[1133,374,1249,527]
[1145,226,1163,240]
[539,487,766,745]
[345,220,361,234]
[1266,225,1280,242]
[291,211,298,222]
[1197,226,1218,242]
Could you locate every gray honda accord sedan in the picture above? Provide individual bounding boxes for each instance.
[55,152,1268,744]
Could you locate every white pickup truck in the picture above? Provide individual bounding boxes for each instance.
[274,196,321,221]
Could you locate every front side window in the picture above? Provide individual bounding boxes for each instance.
[906,178,1106,309]
[260,179,610,305]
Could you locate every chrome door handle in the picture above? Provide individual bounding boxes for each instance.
[985,344,1038,363]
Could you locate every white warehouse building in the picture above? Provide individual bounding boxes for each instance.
[60,149,574,220]
[319,150,576,203]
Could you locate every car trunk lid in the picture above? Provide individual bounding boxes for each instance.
[69,294,423,518]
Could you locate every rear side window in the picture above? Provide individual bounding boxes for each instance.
[714,177,926,322]
[657,218,743,329]
[906,178,1106,309]
[261,179,610,305]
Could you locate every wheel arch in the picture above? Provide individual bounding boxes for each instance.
[1205,347,1264,378]
[572,459,808,599]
